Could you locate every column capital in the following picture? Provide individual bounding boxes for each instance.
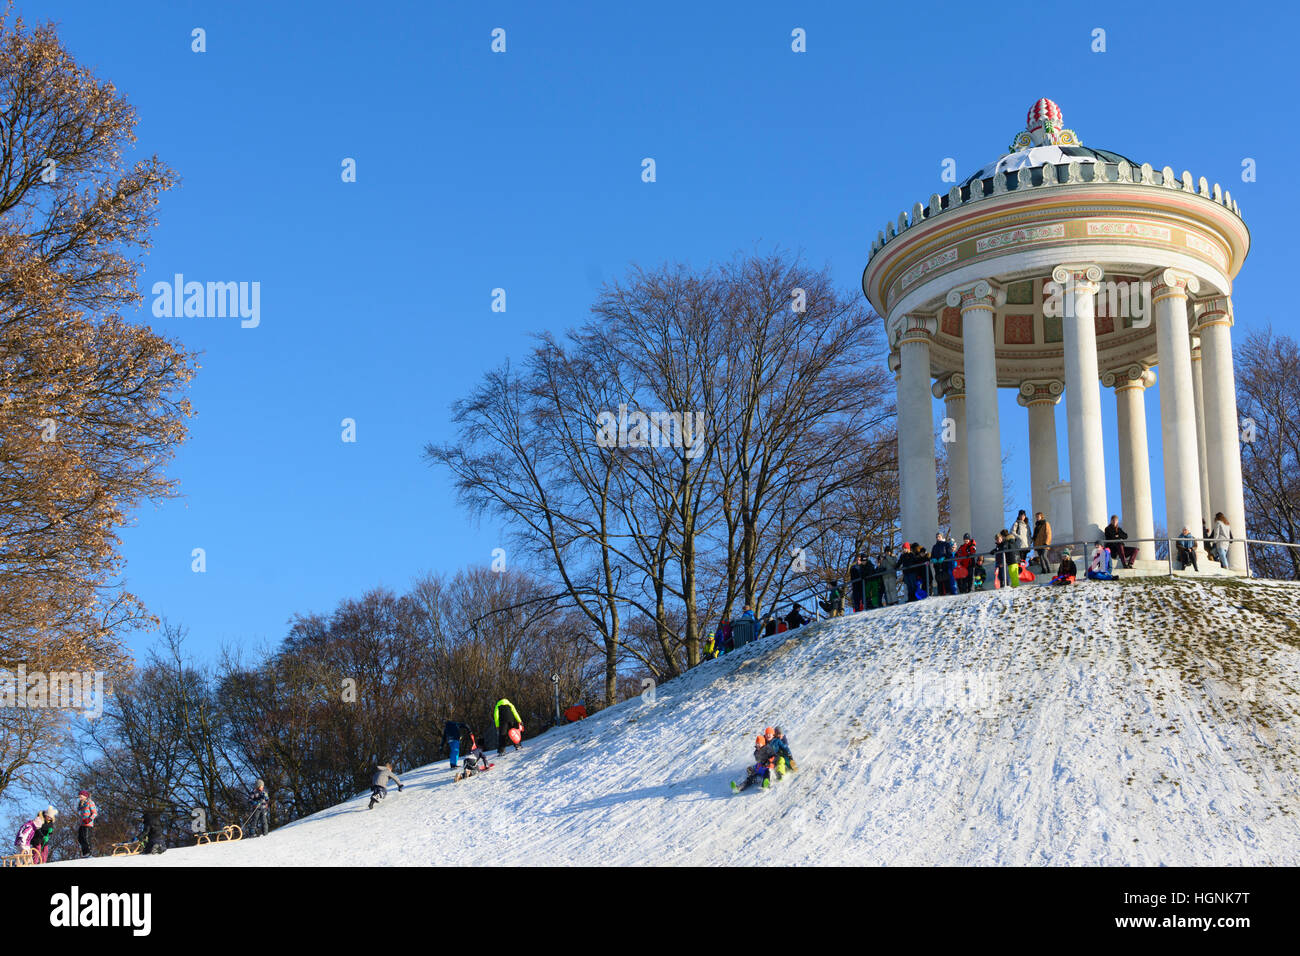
[1051,264,1104,297]
[932,372,965,400]
[1193,295,1233,331]
[1150,268,1201,303]
[896,312,936,347]
[1101,363,1155,391]
[945,280,1000,312]
[1016,378,1064,407]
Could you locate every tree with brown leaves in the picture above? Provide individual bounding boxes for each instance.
[0,12,196,800]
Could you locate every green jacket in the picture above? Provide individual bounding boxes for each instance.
[493,698,521,728]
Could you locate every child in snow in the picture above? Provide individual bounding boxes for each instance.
[732,734,778,792]
[368,762,404,808]
[456,733,493,780]
[31,807,57,863]
[76,789,97,858]
[247,778,271,836]
[1085,542,1115,581]
[766,726,797,777]
[13,813,42,865]
[1051,548,1077,585]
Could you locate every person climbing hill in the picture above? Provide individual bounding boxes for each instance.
[456,732,495,781]
[367,762,404,809]
[494,697,523,756]
[444,720,470,770]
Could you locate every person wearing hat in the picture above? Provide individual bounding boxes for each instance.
[247,778,271,836]
[31,807,57,863]
[766,726,797,776]
[1052,547,1077,585]
[730,733,778,792]
[76,789,97,858]
[955,534,978,593]
[932,532,956,597]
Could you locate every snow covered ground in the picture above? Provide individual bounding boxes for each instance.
[61,578,1300,866]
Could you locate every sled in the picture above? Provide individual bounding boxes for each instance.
[507,727,522,746]
[455,762,495,781]
[194,824,243,846]
[111,840,145,857]
[1,848,35,867]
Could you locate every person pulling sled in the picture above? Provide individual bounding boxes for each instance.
[368,762,404,809]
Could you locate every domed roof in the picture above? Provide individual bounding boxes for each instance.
[962,99,1141,187]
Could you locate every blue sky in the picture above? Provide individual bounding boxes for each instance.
[20,0,1299,663]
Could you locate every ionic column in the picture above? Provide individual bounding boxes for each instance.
[1189,327,1212,529]
[1152,269,1205,542]
[1196,296,1248,570]
[1052,264,1108,545]
[934,373,969,539]
[947,282,1004,550]
[895,315,938,545]
[1103,365,1157,561]
[1017,380,1063,526]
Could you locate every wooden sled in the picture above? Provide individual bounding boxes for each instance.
[1,849,35,867]
[111,840,144,857]
[194,824,242,845]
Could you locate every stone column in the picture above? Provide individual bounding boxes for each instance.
[1103,365,1157,561]
[947,281,1003,550]
[1152,269,1205,542]
[895,315,938,546]
[1189,327,1212,529]
[1195,296,1248,570]
[934,374,969,539]
[1017,380,1063,526]
[1053,264,1108,545]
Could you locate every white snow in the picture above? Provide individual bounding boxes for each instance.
[57,578,1300,866]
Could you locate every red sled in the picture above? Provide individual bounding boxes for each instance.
[507,727,522,745]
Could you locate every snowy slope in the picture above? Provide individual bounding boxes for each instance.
[62,578,1300,866]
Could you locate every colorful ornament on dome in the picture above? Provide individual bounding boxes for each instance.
[1009,98,1081,151]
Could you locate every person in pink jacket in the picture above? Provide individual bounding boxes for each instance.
[14,814,41,864]
[76,790,98,858]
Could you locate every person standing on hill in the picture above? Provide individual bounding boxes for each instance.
[31,807,57,863]
[1011,510,1032,564]
[247,778,270,836]
[76,790,97,858]
[444,720,469,770]
[849,554,867,612]
[932,533,956,596]
[955,534,978,594]
[878,547,899,605]
[494,697,523,755]
[1032,512,1052,574]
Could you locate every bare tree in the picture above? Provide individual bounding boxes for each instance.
[1237,328,1300,579]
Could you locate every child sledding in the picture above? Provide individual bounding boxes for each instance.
[730,726,797,793]
[454,732,495,781]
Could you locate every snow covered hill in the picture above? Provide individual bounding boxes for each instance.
[64,578,1300,866]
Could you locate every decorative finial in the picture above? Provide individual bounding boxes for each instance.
[1009,98,1082,152]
